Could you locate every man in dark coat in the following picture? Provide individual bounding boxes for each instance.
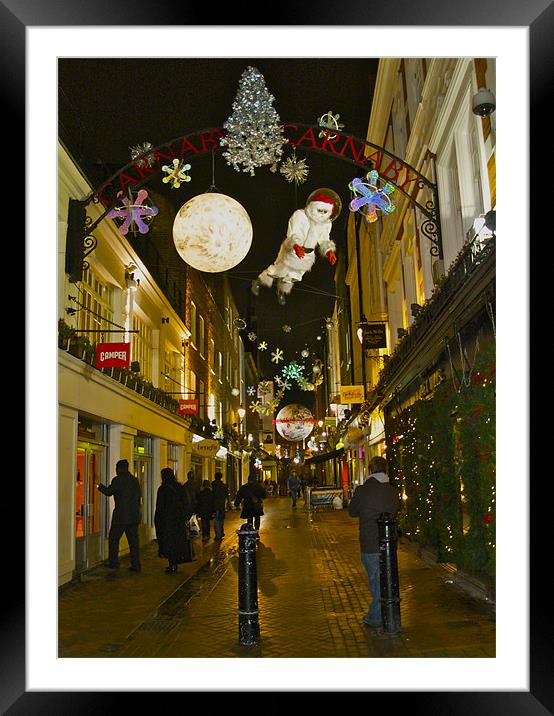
[154,467,193,573]
[212,471,229,540]
[98,459,142,571]
[348,456,400,628]
[183,470,199,514]
[234,473,267,535]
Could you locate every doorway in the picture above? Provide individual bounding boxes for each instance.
[75,445,104,572]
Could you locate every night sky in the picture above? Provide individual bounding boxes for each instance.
[58,57,377,376]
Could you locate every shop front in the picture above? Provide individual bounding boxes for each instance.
[74,417,107,573]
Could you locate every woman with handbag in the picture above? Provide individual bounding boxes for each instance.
[154,467,194,573]
[234,472,267,536]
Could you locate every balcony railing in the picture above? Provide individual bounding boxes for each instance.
[374,234,495,398]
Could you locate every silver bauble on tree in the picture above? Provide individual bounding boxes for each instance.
[220,66,288,176]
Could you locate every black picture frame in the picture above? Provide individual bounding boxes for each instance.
[12,0,547,711]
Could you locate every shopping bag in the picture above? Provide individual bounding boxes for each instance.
[189,514,200,536]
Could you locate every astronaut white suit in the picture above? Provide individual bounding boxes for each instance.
[252,192,338,305]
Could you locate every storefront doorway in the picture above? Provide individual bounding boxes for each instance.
[75,444,104,572]
[134,435,154,545]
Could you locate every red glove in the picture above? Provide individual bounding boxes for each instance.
[293,244,305,259]
[326,250,337,266]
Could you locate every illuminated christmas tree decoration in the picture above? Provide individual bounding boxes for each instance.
[220,66,288,176]
[162,158,191,188]
[349,170,396,223]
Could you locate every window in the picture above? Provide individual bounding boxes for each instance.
[78,267,114,340]
[190,301,197,347]
[199,379,205,419]
[210,338,215,374]
[218,351,223,382]
[132,316,153,380]
[163,347,183,394]
[198,315,205,357]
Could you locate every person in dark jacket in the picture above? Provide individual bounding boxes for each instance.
[97,459,142,571]
[212,471,229,540]
[183,471,199,514]
[234,473,267,535]
[154,467,194,573]
[348,456,400,628]
[197,479,215,541]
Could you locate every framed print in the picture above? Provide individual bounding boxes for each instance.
[9,0,549,711]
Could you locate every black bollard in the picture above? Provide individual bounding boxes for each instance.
[237,523,260,646]
[377,512,401,634]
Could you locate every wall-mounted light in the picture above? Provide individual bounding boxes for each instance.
[238,407,246,419]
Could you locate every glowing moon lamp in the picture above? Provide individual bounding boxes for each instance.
[172,192,253,273]
[275,403,315,443]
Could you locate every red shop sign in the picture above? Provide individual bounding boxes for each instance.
[179,399,198,415]
[95,342,130,369]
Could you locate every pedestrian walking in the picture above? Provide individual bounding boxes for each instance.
[211,471,229,540]
[348,456,400,629]
[197,479,215,541]
[183,470,199,513]
[234,473,266,535]
[287,470,301,508]
[97,459,142,572]
[154,467,194,573]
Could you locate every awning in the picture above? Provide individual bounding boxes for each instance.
[305,447,344,465]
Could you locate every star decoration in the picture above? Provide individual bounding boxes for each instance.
[349,170,396,223]
[280,152,309,185]
[271,348,284,363]
[107,189,158,236]
[130,142,156,169]
[318,111,345,140]
[258,341,268,351]
[161,159,191,189]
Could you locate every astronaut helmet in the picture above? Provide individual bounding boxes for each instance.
[306,188,342,222]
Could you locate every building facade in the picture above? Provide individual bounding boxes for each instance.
[58,143,248,585]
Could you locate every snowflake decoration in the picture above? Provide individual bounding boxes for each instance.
[247,385,256,397]
[282,361,304,381]
[247,332,257,342]
[318,111,345,140]
[267,398,280,412]
[250,400,261,413]
[161,158,191,189]
[282,324,292,333]
[271,348,284,363]
[107,189,158,236]
[130,142,156,169]
[349,170,396,223]
[276,389,285,399]
[258,341,268,351]
[280,152,309,185]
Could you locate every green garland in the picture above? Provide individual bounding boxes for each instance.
[386,341,495,582]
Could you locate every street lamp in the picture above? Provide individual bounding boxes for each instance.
[237,406,246,435]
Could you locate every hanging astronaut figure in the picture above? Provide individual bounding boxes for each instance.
[251,188,342,305]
